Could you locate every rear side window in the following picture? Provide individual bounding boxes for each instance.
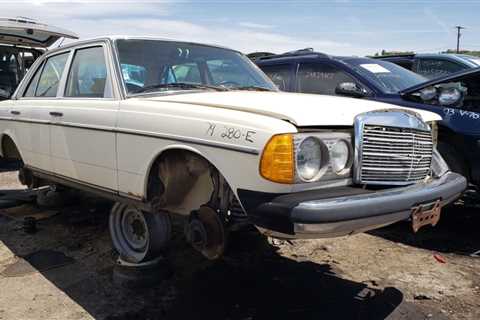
[260,64,292,91]
[66,46,108,98]
[33,53,69,97]
[296,62,357,95]
[415,59,467,79]
[23,61,44,97]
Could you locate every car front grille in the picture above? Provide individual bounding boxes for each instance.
[354,111,434,185]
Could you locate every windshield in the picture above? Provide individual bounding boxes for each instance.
[115,39,277,95]
[344,58,427,94]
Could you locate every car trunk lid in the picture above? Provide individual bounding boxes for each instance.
[0,17,78,48]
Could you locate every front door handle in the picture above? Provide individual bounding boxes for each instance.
[10,110,20,115]
[49,111,63,117]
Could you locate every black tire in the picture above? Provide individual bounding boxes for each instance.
[437,141,469,180]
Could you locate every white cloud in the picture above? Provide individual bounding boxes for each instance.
[238,22,275,30]
[0,1,374,55]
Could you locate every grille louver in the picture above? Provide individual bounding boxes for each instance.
[354,111,434,186]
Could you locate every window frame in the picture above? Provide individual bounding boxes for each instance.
[63,45,112,99]
[16,40,118,101]
[62,43,114,100]
[294,60,370,96]
[413,58,467,77]
[19,50,71,100]
[258,63,295,92]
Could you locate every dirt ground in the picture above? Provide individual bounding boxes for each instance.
[0,170,478,320]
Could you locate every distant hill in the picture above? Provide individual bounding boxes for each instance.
[443,49,480,57]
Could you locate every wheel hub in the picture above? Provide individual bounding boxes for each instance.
[187,206,226,260]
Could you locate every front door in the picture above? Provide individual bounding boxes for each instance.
[50,44,119,190]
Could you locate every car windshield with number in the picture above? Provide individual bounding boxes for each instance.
[344,58,428,94]
[115,39,277,95]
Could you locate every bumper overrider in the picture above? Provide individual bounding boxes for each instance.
[238,171,466,239]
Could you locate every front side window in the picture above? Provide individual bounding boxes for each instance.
[296,62,358,95]
[115,39,277,94]
[35,52,69,97]
[415,59,467,79]
[66,46,108,98]
[259,64,292,91]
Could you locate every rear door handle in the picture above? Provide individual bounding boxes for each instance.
[10,110,20,115]
[49,112,63,117]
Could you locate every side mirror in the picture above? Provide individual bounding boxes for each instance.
[335,82,367,98]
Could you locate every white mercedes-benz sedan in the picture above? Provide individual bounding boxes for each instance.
[0,36,466,262]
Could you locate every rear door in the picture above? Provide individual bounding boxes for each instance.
[50,42,119,190]
[13,50,71,172]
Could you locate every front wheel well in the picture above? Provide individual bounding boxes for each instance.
[145,149,239,216]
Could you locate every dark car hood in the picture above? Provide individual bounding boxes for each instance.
[400,67,480,95]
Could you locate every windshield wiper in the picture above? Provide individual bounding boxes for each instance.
[234,85,274,92]
[133,82,229,94]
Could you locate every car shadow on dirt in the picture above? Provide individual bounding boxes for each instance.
[0,192,446,320]
[369,202,480,256]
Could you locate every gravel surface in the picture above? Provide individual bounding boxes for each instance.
[0,171,478,320]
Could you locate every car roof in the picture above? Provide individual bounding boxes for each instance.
[255,49,378,65]
[45,35,239,55]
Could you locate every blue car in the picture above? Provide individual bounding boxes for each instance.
[255,50,480,186]
[375,53,480,79]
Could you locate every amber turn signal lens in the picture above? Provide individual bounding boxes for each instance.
[260,134,294,184]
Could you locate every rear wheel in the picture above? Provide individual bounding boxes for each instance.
[109,203,171,263]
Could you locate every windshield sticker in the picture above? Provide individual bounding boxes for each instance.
[360,64,391,74]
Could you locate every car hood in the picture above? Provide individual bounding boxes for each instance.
[144,91,441,126]
[401,67,480,95]
[0,17,78,48]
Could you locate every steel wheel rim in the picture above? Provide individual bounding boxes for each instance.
[121,207,149,251]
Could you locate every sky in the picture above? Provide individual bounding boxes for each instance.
[2,0,480,56]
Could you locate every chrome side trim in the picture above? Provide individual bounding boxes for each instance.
[0,118,259,155]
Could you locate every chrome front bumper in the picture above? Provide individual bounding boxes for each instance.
[241,171,467,239]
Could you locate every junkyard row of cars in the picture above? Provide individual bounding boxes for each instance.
[0,17,476,262]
